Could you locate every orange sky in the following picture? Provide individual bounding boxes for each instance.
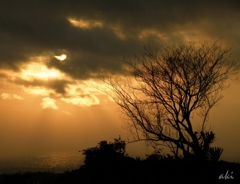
[0,57,239,162]
[0,65,143,158]
[0,1,240,163]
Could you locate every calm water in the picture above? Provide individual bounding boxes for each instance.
[0,152,84,174]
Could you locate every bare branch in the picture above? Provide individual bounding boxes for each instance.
[103,41,239,161]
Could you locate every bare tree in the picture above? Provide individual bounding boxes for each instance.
[104,41,239,161]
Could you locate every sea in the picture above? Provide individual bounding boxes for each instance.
[0,151,84,174]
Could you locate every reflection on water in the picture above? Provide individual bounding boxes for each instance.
[0,152,84,174]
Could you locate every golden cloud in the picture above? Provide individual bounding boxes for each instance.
[41,97,58,109]
[62,110,72,116]
[61,95,99,107]
[1,93,23,100]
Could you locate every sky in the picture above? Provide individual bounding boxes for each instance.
[0,0,240,163]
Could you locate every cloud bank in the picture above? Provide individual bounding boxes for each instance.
[0,0,239,107]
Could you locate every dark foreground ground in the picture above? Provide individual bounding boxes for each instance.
[0,159,239,184]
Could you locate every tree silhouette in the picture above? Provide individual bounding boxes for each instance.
[104,41,239,161]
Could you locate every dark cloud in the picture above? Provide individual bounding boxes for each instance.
[47,79,72,95]
[0,0,240,79]
[11,77,72,95]
[0,72,8,79]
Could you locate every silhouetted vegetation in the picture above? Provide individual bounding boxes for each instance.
[81,136,133,170]
[103,41,240,162]
[1,137,239,184]
[207,147,224,162]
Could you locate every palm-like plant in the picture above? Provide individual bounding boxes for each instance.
[207,147,224,162]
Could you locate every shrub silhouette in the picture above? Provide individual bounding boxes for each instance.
[81,136,131,169]
[77,137,239,184]
[145,148,163,162]
[207,147,224,162]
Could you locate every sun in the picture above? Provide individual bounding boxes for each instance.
[54,54,67,61]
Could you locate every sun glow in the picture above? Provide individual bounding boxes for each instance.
[68,18,103,29]
[29,71,58,78]
[54,54,67,61]
[21,63,62,81]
